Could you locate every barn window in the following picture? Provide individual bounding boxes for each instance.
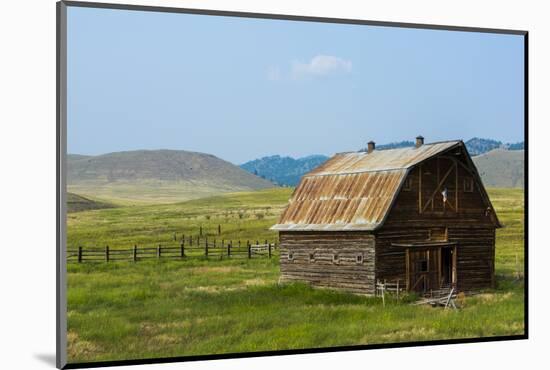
[403,177,413,191]
[356,254,364,265]
[288,252,294,261]
[464,177,474,192]
[309,253,315,262]
[332,254,339,264]
[417,259,428,272]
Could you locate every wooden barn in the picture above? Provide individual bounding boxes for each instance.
[271,137,501,294]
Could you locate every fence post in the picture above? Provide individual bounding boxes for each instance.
[105,245,109,262]
[396,279,400,299]
[180,242,185,258]
[205,238,208,257]
[133,245,137,262]
[268,243,272,259]
[157,244,161,258]
[78,246,82,263]
[218,224,221,235]
[248,241,252,259]
[227,241,231,257]
[197,235,199,246]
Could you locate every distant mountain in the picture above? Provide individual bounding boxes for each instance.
[507,142,524,150]
[472,149,524,188]
[356,138,524,157]
[68,150,275,204]
[359,140,415,152]
[464,138,503,156]
[240,155,329,186]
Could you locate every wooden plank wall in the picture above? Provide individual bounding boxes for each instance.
[448,227,495,291]
[375,153,497,291]
[279,231,376,294]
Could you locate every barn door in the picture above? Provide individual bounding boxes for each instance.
[406,248,441,293]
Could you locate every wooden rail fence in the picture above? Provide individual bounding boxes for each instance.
[67,238,278,263]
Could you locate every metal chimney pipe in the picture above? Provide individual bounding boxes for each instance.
[367,141,375,153]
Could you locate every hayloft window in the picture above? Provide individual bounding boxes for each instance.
[288,252,294,261]
[309,253,315,262]
[356,254,364,265]
[332,254,339,264]
[403,177,413,191]
[464,177,474,192]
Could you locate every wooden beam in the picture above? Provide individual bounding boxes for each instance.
[422,165,454,213]
[455,161,458,213]
[418,165,422,214]
[406,248,410,291]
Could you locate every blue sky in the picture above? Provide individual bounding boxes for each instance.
[67,7,524,164]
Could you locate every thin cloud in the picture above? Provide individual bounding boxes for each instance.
[291,55,352,79]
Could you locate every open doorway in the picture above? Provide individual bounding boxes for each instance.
[440,247,453,287]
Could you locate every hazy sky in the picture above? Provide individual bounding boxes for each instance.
[67,6,524,164]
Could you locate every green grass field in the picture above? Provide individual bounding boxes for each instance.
[66,187,525,363]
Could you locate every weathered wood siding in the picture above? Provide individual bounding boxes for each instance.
[375,154,497,291]
[279,231,376,294]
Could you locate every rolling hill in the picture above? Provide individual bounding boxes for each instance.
[472,149,524,188]
[68,150,275,204]
[67,192,115,213]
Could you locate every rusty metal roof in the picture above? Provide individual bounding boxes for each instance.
[271,141,462,231]
[308,141,461,176]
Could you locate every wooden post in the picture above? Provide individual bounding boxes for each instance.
[238,240,241,248]
[405,248,410,291]
[268,243,272,258]
[218,224,221,235]
[133,245,137,262]
[205,239,208,257]
[77,246,82,263]
[396,279,400,299]
[455,161,459,212]
[420,164,426,211]
[157,244,161,258]
[105,245,109,262]
[227,241,231,257]
[247,240,251,259]
[199,226,203,236]
[180,242,185,258]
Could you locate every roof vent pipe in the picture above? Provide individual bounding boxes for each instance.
[367,141,375,153]
[415,136,424,148]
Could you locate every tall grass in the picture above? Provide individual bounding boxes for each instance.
[66,187,524,363]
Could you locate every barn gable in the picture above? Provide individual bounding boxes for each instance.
[272,140,500,231]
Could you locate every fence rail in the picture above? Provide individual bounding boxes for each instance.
[67,238,278,263]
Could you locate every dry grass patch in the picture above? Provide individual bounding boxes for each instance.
[67,331,103,359]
